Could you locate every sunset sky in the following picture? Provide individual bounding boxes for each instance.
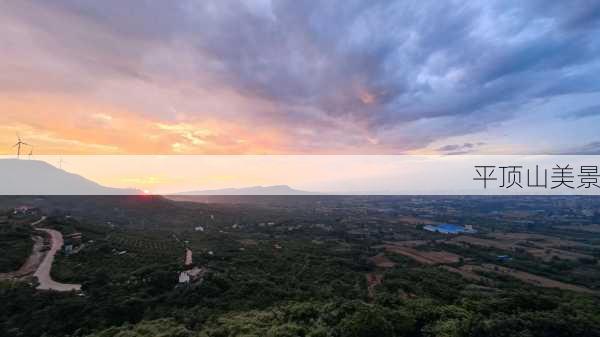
[1,1,600,155]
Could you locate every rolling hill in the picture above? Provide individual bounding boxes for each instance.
[0,159,140,195]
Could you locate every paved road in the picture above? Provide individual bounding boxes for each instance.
[33,228,81,292]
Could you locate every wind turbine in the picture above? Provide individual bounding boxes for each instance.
[28,147,34,160]
[13,134,29,159]
[58,157,68,169]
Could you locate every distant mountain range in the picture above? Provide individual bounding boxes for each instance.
[0,159,318,196]
[172,185,318,195]
[0,159,140,195]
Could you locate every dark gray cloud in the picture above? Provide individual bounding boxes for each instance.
[562,104,600,120]
[436,142,486,155]
[567,141,600,155]
[2,0,600,152]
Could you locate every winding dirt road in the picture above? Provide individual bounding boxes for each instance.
[33,228,81,292]
[1,217,81,291]
[0,217,48,280]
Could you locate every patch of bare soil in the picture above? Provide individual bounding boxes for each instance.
[384,245,461,265]
[369,253,396,268]
[366,273,383,299]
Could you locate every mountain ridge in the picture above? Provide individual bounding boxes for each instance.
[0,159,140,195]
[172,184,318,195]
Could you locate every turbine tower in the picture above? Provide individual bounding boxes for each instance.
[28,147,33,160]
[13,134,29,159]
[58,157,68,169]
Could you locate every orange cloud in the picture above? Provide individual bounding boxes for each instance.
[0,93,287,155]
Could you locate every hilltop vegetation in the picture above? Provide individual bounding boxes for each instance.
[85,295,600,337]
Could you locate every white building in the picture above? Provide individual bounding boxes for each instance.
[178,272,190,283]
[178,267,206,284]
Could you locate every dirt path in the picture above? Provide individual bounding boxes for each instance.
[184,248,193,266]
[14,235,44,276]
[366,273,383,299]
[0,236,45,280]
[0,217,48,280]
[33,228,81,292]
[31,216,47,226]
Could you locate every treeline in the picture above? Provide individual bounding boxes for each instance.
[0,215,34,273]
[85,290,600,337]
[2,253,600,337]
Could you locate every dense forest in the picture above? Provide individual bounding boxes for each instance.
[3,260,599,337]
[0,212,33,273]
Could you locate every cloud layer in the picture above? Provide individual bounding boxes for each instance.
[1,1,600,154]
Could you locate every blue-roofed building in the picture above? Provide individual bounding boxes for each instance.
[496,255,512,262]
[423,224,477,234]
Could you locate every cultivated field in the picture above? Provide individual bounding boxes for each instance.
[384,244,461,265]
[449,234,597,262]
[463,264,598,294]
